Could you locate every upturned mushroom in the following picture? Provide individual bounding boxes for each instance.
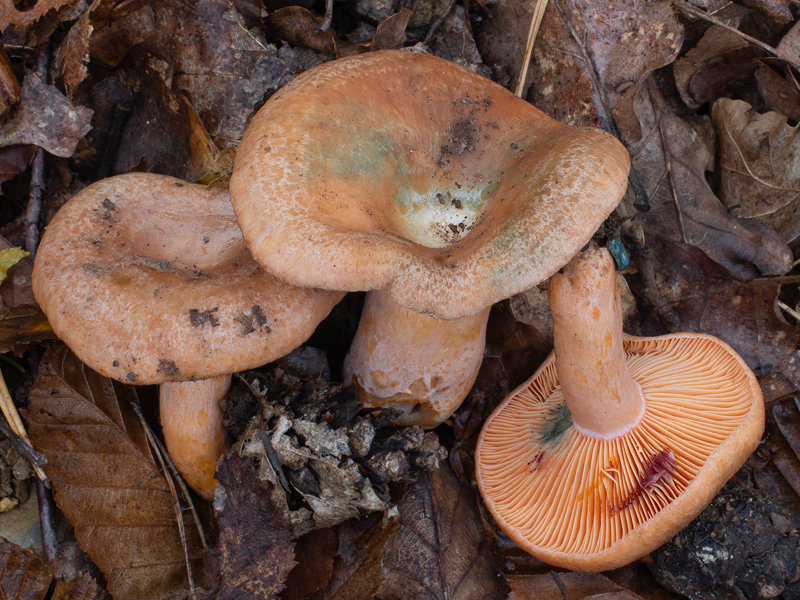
[230,50,631,427]
[475,246,764,571]
[32,173,343,498]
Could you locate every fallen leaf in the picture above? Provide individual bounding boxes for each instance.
[51,572,109,600]
[210,452,296,600]
[0,247,28,286]
[356,8,412,53]
[740,0,792,22]
[0,538,51,600]
[376,463,508,600]
[114,43,221,181]
[0,305,55,354]
[712,97,800,244]
[53,0,101,99]
[0,146,34,195]
[642,235,798,376]
[282,527,337,600]
[754,63,800,122]
[0,46,19,117]
[0,0,80,31]
[777,18,800,62]
[620,76,792,279]
[507,571,645,599]
[0,73,92,158]
[672,26,764,109]
[25,344,202,600]
[426,4,484,69]
[266,7,335,55]
[477,0,682,142]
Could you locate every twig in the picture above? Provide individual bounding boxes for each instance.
[0,418,47,469]
[36,479,58,562]
[129,401,207,550]
[0,370,48,482]
[318,0,334,32]
[423,0,457,46]
[129,402,199,600]
[778,300,800,322]
[673,0,800,72]
[26,41,51,259]
[515,0,550,98]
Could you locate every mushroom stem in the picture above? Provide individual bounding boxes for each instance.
[343,290,489,428]
[549,247,645,438]
[159,375,231,499]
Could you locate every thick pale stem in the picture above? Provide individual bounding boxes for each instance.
[549,247,644,437]
[343,290,489,428]
[160,375,231,499]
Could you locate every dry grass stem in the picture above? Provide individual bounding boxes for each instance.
[515,0,550,98]
[0,370,48,481]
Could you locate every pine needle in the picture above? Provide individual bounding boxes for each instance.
[515,0,550,98]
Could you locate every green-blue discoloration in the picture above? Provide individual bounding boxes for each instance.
[535,400,572,445]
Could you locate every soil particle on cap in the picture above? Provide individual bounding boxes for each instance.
[157,360,177,376]
[189,307,219,327]
[126,372,136,382]
[234,305,272,336]
[441,118,476,157]
[102,198,116,211]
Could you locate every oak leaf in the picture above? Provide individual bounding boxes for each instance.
[0,537,51,600]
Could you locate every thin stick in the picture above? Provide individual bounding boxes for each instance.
[35,479,58,562]
[423,0,457,45]
[130,403,199,600]
[0,370,48,482]
[778,300,800,322]
[129,402,207,550]
[0,418,47,469]
[515,0,550,98]
[673,0,800,72]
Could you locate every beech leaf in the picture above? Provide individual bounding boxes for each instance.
[507,572,645,599]
[209,452,296,600]
[25,344,202,600]
[0,537,52,600]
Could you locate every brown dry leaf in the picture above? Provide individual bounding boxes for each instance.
[754,64,800,122]
[266,6,335,55]
[376,463,507,600]
[642,235,798,377]
[83,0,303,149]
[0,73,92,158]
[477,0,682,142]
[0,538,52,600]
[25,344,202,600]
[210,452,296,600]
[740,0,792,22]
[52,572,109,600]
[620,76,792,279]
[0,45,19,117]
[53,0,102,100]
[777,19,800,63]
[282,528,337,600]
[0,0,80,31]
[355,8,412,53]
[712,98,800,244]
[114,44,221,181]
[507,572,644,599]
[0,305,55,354]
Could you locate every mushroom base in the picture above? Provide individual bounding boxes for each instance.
[343,290,489,428]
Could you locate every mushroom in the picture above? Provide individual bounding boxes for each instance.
[32,173,344,498]
[229,50,631,427]
[475,246,764,571]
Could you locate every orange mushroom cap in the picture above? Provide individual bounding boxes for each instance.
[475,247,764,572]
[32,173,344,384]
[229,50,630,320]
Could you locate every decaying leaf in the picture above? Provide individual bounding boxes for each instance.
[640,235,798,377]
[507,571,644,599]
[620,76,792,279]
[0,46,19,117]
[712,97,800,244]
[0,0,81,31]
[266,7,336,55]
[25,344,202,600]
[51,572,109,600]
[314,463,507,600]
[354,8,413,54]
[0,537,52,600]
[754,64,800,122]
[235,367,446,537]
[478,0,682,142]
[53,0,101,100]
[0,74,92,158]
[0,305,55,354]
[0,247,28,286]
[673,26,762,109]
[210,452,296,600]
[377,463,508,600]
